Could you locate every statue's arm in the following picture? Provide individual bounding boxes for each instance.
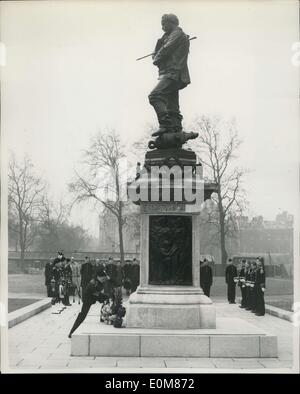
[153,29,184,65]
[153,37,164,59]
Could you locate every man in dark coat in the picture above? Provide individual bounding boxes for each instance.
[61,258,72,306]
[244,262,252,310]
[101,261,114,298]
[50,260,63,304]
[238,259,247,308]
[45,259,54,297]
[200,259,213,297]
[254,259,266,316]
[106,257,114,281]
[112,260,124,297]
[225,258,238,304]
[131,258,140,293]
[248,261,257,312]
[149,13,191,137]
[123,261,132,295]
[80,256,94,295]
[68,269,109,338]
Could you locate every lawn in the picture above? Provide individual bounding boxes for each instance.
[210,276,293,297]
[210,277,294,312]
[8,273,46,296]
[8,298,40,313]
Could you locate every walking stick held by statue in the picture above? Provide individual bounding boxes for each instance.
[136,36,197,61]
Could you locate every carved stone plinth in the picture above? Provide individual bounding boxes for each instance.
[126,148,217,329]
[126,286,216,329]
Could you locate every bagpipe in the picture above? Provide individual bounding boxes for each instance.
[234,276,246,287]
[245,280,255,288]
[58,275,71,299]
[233,275,254,287]
[50,277,56,296]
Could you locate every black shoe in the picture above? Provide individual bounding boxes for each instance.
[255,313,264,316]
[68,333,72,338]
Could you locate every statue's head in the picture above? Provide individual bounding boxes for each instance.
[161,14,179,33]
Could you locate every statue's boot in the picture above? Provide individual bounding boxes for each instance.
[152,113,173,137]
[169,111,183,133]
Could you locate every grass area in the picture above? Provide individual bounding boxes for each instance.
[8,298,40,313]
[8,273,45,296]
[210,276,293,297]
[264,297,294,312]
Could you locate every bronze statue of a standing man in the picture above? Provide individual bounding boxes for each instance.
[149,14,190,137]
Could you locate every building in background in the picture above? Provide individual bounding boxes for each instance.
[202,210,294,277]
[98,203,140,254]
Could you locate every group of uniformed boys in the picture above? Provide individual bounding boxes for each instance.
[235,258,266,316]
[44,253,140,311]
[201,257,266,317]
[44,252,73,307]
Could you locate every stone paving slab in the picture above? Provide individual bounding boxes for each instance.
[5,301,295,372]
[140,358,166,368]
[186,359,217,368]
[117,358,144,368]
[258,360,293,368]
[223,360,265,369]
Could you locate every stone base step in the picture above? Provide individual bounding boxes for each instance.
[71,316,277,358]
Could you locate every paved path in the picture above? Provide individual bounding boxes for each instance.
[6,299,295,372]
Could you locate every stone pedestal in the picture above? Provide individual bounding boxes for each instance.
[126,286,215,329]
[126,148,217,329]
[71,307,278,358]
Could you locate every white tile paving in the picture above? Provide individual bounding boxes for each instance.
[5,300,294,372]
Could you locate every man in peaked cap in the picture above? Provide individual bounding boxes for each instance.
[80,256,94,295]
[225,258,238,304]
[200,258,213,297]
[68,268,110,338]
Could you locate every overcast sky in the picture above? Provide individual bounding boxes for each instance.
[1,0,299,237]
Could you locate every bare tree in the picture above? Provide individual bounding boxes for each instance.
[8,211,19,251]
[8,154,46,270]
[36,197,67,251]
[99,207,120,252]
[69,131,127,264]
[192,115,247,267]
